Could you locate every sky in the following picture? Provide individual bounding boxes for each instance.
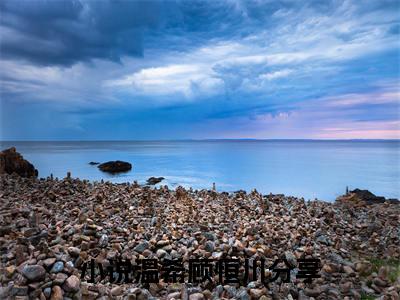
[0,0,399,140]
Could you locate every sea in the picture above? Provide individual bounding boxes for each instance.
[1,140,399,202]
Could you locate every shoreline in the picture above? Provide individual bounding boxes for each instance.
[0,173,399,299]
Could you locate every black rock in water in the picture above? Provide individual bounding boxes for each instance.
[146,176,165,185]
[88,161,100,165]
[98,161,132,173]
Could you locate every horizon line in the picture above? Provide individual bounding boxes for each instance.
[1,138,400,143]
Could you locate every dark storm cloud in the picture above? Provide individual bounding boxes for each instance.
[0,0,297,66]
[0,0,168,66]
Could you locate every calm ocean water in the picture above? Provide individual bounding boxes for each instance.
[1,140,399,201]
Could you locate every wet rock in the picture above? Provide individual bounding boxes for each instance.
[98,161,132,173]
[21,265,46,282]
[88,162,100,165]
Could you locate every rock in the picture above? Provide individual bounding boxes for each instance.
[203,232,216,241]
[28,230,48,246]
[361,284,375,295]
[327,288,340,298]
[21,264,46,282]
[372,277,387,287]
[88,161,99,165]
[189,293,205,300]
[0,147,38,177]
[249,289,264,299]
[339,282,352,293]
[304,287,321,297]
[204,241,215,252]
[43,257,56,268]
[0,225,12,236]
[337,188,398,205]
[111,286,123,296]
[134,241,149,253]
[150,216,158,226]
[43,287,52,298]
[50,285,63,300]
[98,161,132,173]
[284,251,297,268]
[63,275,80,293]
[156,249,167,258]
[167,292,181,299]
[99,234,109,248]
[54,273,68,285]
[316,234,331,245]
[50,261,64,273]
[244,247,257,257]
[343,265,354,275]
[68,247,80,257]
[0,286,11,299]
[10,285,28,296]
[146,177,165,185]
[5,265,16,277]
[236,288,250,300]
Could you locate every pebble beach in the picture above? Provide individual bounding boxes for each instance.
[0,173,399,300]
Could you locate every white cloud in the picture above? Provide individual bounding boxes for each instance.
[106,63,223,97]
[259,69,293,81]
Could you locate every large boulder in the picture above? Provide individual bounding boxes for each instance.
[98,160,132,173]
[0,147,38,177]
